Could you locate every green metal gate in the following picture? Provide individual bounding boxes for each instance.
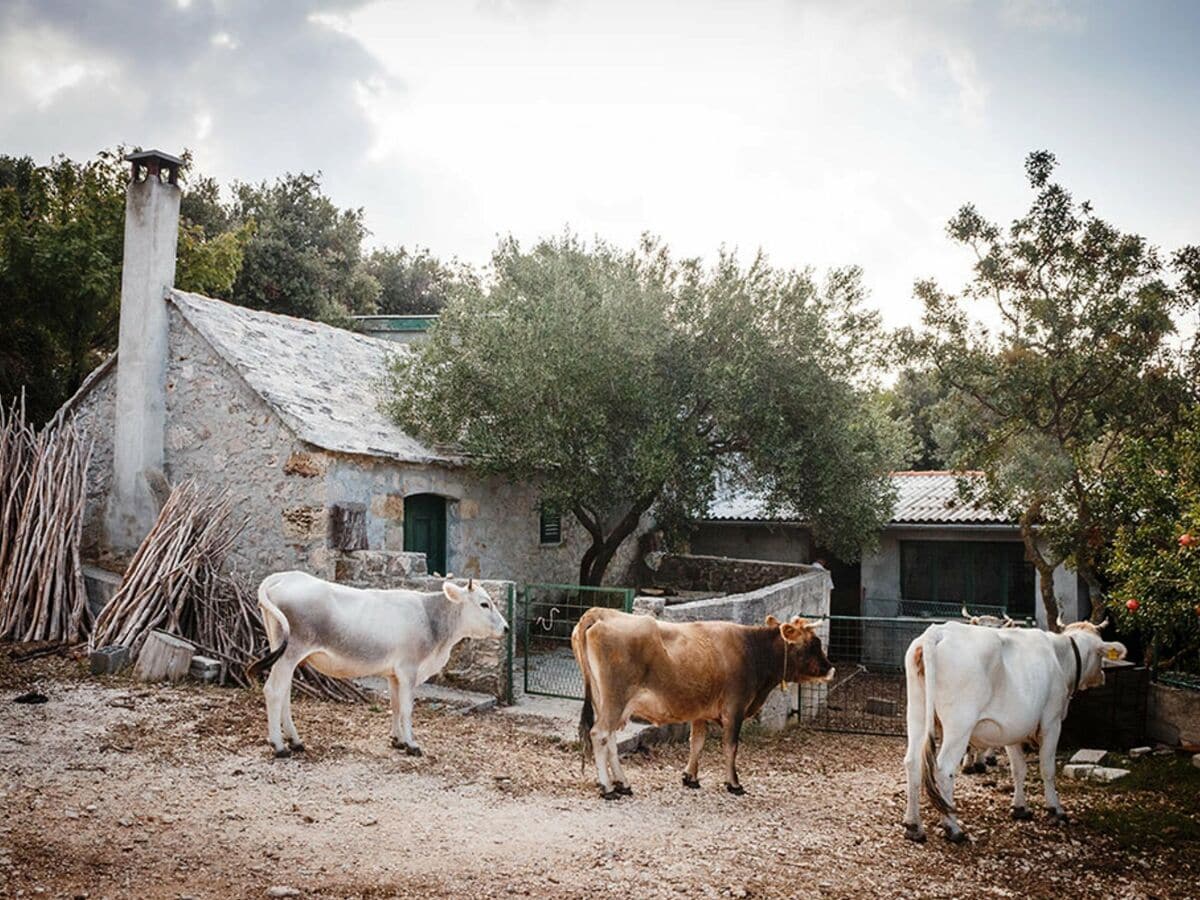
[520,583,634,700]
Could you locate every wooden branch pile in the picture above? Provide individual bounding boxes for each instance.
[91,478,365,702]
[91,480,245,657]
[0,397,93,643]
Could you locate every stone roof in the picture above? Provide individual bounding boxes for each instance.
[169,290,457,465]
[705,471,1011,526]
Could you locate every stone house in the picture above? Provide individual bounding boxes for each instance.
[691,470,1090,632]
[65,151,632,594]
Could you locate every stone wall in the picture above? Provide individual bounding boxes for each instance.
[688,521,811,565]
[650,553,815,596]
[164,311,332,581]
[1148,682,1200,747]
[634,565,832,730]
[69,361,117,560]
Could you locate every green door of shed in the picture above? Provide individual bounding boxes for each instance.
[403,493,447,576]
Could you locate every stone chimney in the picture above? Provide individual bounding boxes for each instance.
[104,150,182,552]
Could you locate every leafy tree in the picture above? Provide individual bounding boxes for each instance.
[883,366,952,470]
[367,246,466,315]
[386,233,906,585]
[1105,412,1200,672]
[227,172,380,323]
[0,149,250,422]
[904,151,1199,626]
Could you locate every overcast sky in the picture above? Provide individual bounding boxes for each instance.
[1,0,1198,327]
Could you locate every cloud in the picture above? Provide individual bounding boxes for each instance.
[1000,0,1087,32]
[0,0,394,186]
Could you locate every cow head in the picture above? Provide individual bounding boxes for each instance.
[766,615,835,683]
[443,578,509,639]
[1063,621,1127,689]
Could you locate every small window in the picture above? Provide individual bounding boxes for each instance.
[539,506,562,545]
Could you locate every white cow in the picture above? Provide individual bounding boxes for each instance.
[902,619,1126,843]
[247,571,508,758]
[959,606,1018,775]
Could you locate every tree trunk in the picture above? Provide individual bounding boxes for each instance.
[1019,499,1062,631]
[573,496,654,587]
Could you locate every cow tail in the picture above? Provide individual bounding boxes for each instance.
[246,578,290,681]
[571,613,597,773]
[920,631,954,816]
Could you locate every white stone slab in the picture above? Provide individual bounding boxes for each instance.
[1129,746,1152,758]
[1088,766,1130,783]
[1069,748,1107,765]
[1064,764,1095,780]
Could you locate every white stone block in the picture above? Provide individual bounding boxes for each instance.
[1129,746,1152,758]
[1063,763,1094,780]
[1192,753,1200,770]
[1088,766,1130,783]
[1069,748,1107,765]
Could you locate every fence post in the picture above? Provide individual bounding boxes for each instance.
[505,582,515,706]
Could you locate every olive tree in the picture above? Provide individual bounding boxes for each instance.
[386,233,906,586]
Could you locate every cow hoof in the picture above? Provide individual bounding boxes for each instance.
[963,763,985,775]
[1047,809,1069,824]
[404,744,424,757]
[943,828,968,844]
[288,741,306,754]
[725,783,746,796]
[600,789,622,801]
[273,746,292,759]
[1011,807,1033,821]
[903,824,926,843]
[615,783,633,796]
[682,774,701,790]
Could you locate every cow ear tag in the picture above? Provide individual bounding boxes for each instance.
[1105,647,1121,660]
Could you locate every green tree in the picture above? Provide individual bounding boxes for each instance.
[904,151,1199,626]
[883,366,952,470]
[1105,411,1200,672]
[386,233,906,585]
[367,246,466,315]
[0,149,250,422]
[227,172,380,323]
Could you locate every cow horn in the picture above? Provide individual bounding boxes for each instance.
[467,576,474,591]
[1095,616,1109,630]
[1003,615,1015,627]
[961,605,971,620]
[1056,613,1066,630]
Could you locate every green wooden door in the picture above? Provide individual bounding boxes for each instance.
[403,493,447,576]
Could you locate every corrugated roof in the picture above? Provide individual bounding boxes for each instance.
[705,471,1011,526]
[170,290,458,465]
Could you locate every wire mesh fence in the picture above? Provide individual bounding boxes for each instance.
[520,583,634,700]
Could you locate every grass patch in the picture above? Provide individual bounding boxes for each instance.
[1073,754,1200,849]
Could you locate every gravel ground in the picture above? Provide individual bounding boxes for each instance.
[1,651,1197,899]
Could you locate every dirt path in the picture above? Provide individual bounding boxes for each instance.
[1,656,1196,899]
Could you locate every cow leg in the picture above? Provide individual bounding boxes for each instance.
[934,726,973,842]
[282,686,304,752]
[902,669,926,841]
[722,715,746,795]
[1006,744,1032,820]
[682,720,705,789]
[263,654,300,758]
[388,672,422,756]
[1038,719,1066,821]
[606,733,632,796]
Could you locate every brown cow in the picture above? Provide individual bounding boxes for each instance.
[571,608,834,799]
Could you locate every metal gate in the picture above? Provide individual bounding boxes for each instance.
[520,583,634,700]
[798,614,949,736]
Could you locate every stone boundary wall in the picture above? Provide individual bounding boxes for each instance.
[633,564,832,731]
[651,553,812,596]
[1147,681,1200,747]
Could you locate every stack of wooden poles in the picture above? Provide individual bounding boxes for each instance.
[0,397,92,643]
